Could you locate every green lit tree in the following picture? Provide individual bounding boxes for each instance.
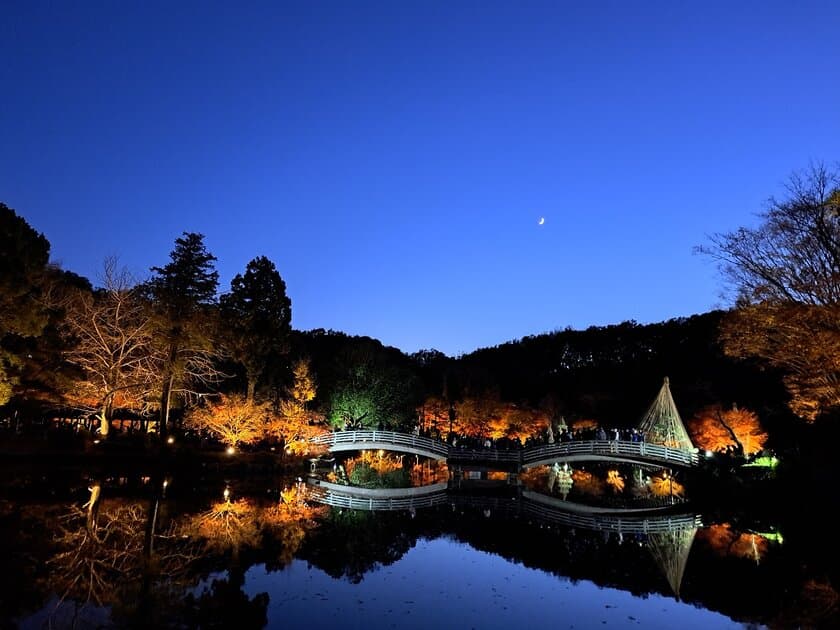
[328,340,419,430]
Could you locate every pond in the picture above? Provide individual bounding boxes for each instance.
[1,458,836,629]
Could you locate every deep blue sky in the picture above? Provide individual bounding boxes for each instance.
[2,1,838,356]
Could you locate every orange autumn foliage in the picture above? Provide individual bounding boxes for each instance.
[687,405,768,456]
[697,523,770,562]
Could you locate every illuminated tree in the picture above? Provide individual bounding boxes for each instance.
[606,469,625,494]
[650,472,684,499]
[418,396,450,436]
[699,163,840,420]
[220,256,291,402]
[327,340,419,430]
[0,203,50,405]
[570,418,599,432]
[454,395,497,438]
[145,232,225,437]
[184,393,267,448]
[266,357,326,454]
[266,398,326,455]
[182,498,261,558]
[289,358,316,406]
[687,404,769,456]
[59,259,156,436]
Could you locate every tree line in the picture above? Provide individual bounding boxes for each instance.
[1,161,838,455]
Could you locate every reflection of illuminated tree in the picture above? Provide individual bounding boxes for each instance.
[48,503,146,607]
[687,405,768,456]
[697,523,770,563]
[606,470,625,494]
[647,527,699,600]
[519,466,549,491]
[183,499,260,558]
[772,579,840,628]
[649,473,684,499]
[261,486,329,567]
[409,459,448,486]
[571,470,605,496]
[45,497,200,615]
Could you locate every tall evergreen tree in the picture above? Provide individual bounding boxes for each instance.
[0,203,51,405]
[220,256,292,402]
[146,232,222,437]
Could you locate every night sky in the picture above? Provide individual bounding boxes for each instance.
[2,1,838,356]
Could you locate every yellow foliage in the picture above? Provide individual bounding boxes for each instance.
[606,469,624,494]
[184,498,261,555]
[266,399,326,454]
[184,394,267,447]
[649,473,684,498]
[345,451,403,477]
[289,358,316,405]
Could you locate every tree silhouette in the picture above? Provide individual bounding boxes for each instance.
[145,232,224,437]
[220,256,291,402]
[700,163,840,420]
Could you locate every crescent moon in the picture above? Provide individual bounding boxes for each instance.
[538,217,545,225]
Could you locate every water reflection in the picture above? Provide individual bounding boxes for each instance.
[2,467,837,629]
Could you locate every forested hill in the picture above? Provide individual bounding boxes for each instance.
[444,311,788,428]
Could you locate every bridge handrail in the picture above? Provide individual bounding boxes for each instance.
[304,483,702,533]
[311,430,450,458]
[312,431,699,467]
[522,440,699,467]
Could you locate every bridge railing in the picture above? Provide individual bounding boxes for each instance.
[306,479,450,511]
[312,431,699,467]
[522,440,699,467]
[311,430,450,458]
[304,482,702,533]
[447,447,522,463]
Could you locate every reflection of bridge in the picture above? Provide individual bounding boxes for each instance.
[306,477,701,598]
[311,378,700,469]
[305,478,702,535]
[310,430,700,469]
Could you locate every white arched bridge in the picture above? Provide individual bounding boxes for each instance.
[310,378,701,469]
[309,429,700,469]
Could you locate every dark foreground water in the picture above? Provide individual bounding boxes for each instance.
[1,464,837,629]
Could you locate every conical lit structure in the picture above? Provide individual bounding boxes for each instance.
[638,377,694,450]
[647,526,699,600]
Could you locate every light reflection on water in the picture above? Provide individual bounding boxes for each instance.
[0,465,824,629]
[245,537,753,630]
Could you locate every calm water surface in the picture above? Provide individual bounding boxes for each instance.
[1,464,833,629]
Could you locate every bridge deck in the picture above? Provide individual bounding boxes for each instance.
[305,478,702,533]
[312,430,700,468]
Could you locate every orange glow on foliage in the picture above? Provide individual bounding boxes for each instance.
[606,469,625,494]
[687,405,768,455]
[571,469,604,496]
[697,523,770,562]
[344,451,403,477]
[184,394,267,448]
